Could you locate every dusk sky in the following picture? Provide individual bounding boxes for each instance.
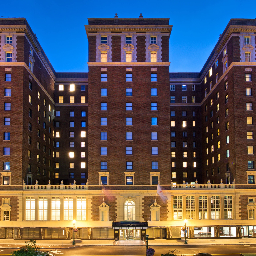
[2,0,256,73]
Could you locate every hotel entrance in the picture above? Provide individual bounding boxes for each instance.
[112,221,148,241]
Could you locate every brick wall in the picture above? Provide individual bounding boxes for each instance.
[136,36,146,62]
[111,36,121,62]
[161,36,169,62]
[88,36,96,62]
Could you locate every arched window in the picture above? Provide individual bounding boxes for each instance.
[124,200,135,221]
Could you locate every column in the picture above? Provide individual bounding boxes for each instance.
[220,196,224,219]
[35,196,39,221]
[73,197,77,221]
[195,195,199,220]
[87,196,92,221]
[182,195,186,220]
[60,196,64,221]
[207,195,211,220]
[47,197,51,221]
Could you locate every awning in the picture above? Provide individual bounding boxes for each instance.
[112,221,148,229]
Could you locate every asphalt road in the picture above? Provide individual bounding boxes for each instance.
[1,245,256,256]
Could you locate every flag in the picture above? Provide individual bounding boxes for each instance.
[157,184,166,201]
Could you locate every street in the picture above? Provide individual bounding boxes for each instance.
[0,244,256,256]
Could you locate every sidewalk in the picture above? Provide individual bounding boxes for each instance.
[0,238,256,249]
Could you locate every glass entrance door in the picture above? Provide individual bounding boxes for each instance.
[119,229,141,240]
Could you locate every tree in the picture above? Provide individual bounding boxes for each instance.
[12,240,49,256]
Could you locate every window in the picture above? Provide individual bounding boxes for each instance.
[183,131,187,137]
[151,176,159,185]
[173,196,183,220]
[6,52,12,62]
[101,52,107,62]
[4,88,11,97]
[69,142,74,148]
[192,96,195,103]
[151,132,158,140]
[182,121,187,128]
[152,161,158,169]
[151,102,157,111]
[245,52,251,62]
[182,111,187,117]
[126,161,133,170]
[172,172,176,178]
[3,147,10,156]
[126,103,132,111]
[126,176,133,185]
[126,88,132,96]
[126,147,132,155]
[126,73,132,82]
[101,132,107,140]
[171,111,175,116]
[70,96,74,103]
[246,88,252,96]
[172,162,176,168]
[100,176,108,185]
[150,36,157,44]
[199,196,207,220]
[69,121,74,127]
[183,152,187,158]
[248,146,254,155]
[81,85,85,91]
[171,131,175,137]
[64,197,73,220]
[81,162,86,169]
[5,74,11,82]
[55,142,59,147]
[101,88,107,96]
[247,132,253,140]
[183,142,188,148]
[151,117,157,125]
[170,85,175,91]
[151,88,157,96]
[4,132,10,141]
[171,142,176,148]
[81,131,86,138]
[126,36,132,44]
[226,122,229,130]
[248,175,255,184]
[4,117,10,125]
[171,121,175,127]
[151,52,157,62]
[244,36,250,45]
[151,73,157,82]
[6,36,12,44]
[246,103,253,111]
[248,161,254,169]
[101,162,107,170]
[25,197,35,220]
[171,152,176,157]
[81,152,85,158]
[81,96,86,103]
[246,74,252,82]
[126,117,132,126]
[101,73,107,82]
[126,132,132,140]
[152,147,158,155]
[56,111,60,117]
[170,96,175,103]
[81,111,86,117]
[225,94,228,104]
[101,118,107,126]
[182,96,187,103]
[101,36,107,44]
[101,103,107,111]
[77,197,86,221]
[211,196,220,220]
[59,96,63,103]
[4,103,11,111]
[3,162,10,171]
[209,67,213,77]
[247,117,253,125]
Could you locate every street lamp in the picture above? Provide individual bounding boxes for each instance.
[184,219,188,244]
[73,219,76,245]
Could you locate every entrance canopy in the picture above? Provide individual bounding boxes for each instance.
[112,221,148,229]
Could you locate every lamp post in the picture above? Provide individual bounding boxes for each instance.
[73,219,76,245]
[184,219,188,244]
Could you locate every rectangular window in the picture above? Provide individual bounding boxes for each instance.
[171,111,175,116]
[152,147,158,155]
[5,74,11,82]
[64,197,73,220]
[171,121,175,127]
[101,36,107,44]
[152,161,158,169]
[101,118,107,126]
[150,36,157,44]
[101,73,107,82]
[4,88,11,97]
[248,175,255,184]
[77,197,86,221]
[70,96,74,103]
[38,197,48,221]
[182,85,187,91]
[246,88,252,96]
[173,196,183,220]
[25,197,35,220]
[248,146,254,155]
[245,52,251,62]
[246,103,253,111]
[126,88,132,96]
[244,36,250,45]
[59,96,63,103]
[70,84,75,92]
[150,52,157,62]
[4,132,10,141]
[199,196,207,220]
[126,161,133,170]
[171,142,176,148]
[247,117,253,125]
[151,132,157,140]
[81,96,86,103]
[248,161,254,169]
[247,131,253,140]
[6,52,12,62]
[126,147,132,155]
[192,96,195,103]
[126,176,133,185]
[3,147,10,155]
[69,121,74,127]
[126,117,132,126]
[170,85,175,91]
[171,131,175,137]
[211,196,220,219]
[151,102,157,111]
[152,176,158,185]
[126,36,132,44]
[101,88,107,97]
[151,73,157,82]
[101,162,107,170]
[101,132,107,140]
[4,117,10,125]
[51,197,61,220]
[81,85,85,91]
[126,103,132,111]
[81,121,86,127]
[126,132,132,140]
[126,73,132,82]
[6,36,12,44]
[246,74,252,82]
[100,176,108,185]
[151,117,157,125]
[224,196,232,219]
[81,111,86,117]
[101,52,107,62]
[151,88,157,96]
[170,96,175,103]
[4,103,11,111]
[101,102,107,111]
[101,147,107,155]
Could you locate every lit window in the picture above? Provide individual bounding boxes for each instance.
[126,52,132,62]
[151,52,157,62]
[59,84,64,91]
[81,142,85,147]
[248,146,254,155]
[81,152,85,158]
[81,131,86,138]
[81,162,86,168]
[126,73,132,82]
[151,73,157,82]
[151,103,157,111]
[193,121,196,127]
[4,89,11,97]
[101,103,107,111]
[183,162,187,168]
[151,88,157,96]
[25,197,35,220]
[151,117,158,125]
[247,117,253,125]
[182,85,187,91]
[55,132,60,138]
[246,103,253,111]
[246,74,252,82]
[152,147,158,155]
[101,73,107,82]
[172,162,176,168]
[245,52,251,62]
[70,96,74,103]
[226,150,230,158]
[192,96,195,103]
[171,152,176,157]
[182,121,187,128]
[209,67,212,77]
[101,52,107,62]
[171,121,175,127]
[183,152,187,158]
[246,88,252,96]
[247,132,253,140]
[81,96,86,103]
[126,175,133,185]
[183,142,188,148]
[126,103,132,111]
[59,96,63,103]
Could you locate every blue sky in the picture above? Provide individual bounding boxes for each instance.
[2,0,256,73]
